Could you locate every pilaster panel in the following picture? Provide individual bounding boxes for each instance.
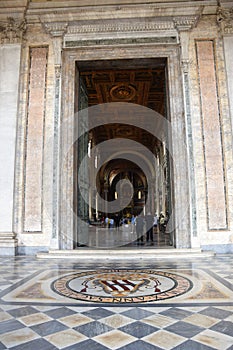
[196,40,227,230]
[24,47,48,232]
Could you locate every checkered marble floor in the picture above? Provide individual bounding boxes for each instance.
[0,255,232,349]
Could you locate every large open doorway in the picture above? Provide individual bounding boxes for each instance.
[59,44,191,251]
[73,58,174,249]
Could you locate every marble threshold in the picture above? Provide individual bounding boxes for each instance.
[37,248,215,260]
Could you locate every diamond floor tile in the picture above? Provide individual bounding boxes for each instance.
[0,255,232,349]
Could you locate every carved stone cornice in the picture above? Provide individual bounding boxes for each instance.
[173,15,200,32]
[64,17,180,47]
[67,19,175,35]
[216,6,233,35]
[0,17,26,44]
[42,21,68,37]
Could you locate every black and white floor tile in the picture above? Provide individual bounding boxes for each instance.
[0,255,232,349]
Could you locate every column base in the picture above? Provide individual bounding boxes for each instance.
[0,232,18,256]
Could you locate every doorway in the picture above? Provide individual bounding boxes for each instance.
[59,45,191,250]
[74,58,173,248]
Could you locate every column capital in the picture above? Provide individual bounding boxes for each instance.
[41,22,68,68]
[0,17,26,44]
[216,6,233,35]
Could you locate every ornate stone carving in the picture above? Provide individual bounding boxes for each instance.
[181,59,190,74]
[173,15,200,32]
[217,6,233,34]
[42,21,68,37]
[0,17,26,44]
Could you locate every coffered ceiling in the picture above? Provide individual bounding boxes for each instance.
[78,59,166,152]
[79,58,166,113]
[80,68,165,114]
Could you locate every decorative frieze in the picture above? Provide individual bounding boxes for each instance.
[217,6,233,35]
[0,17,26,44]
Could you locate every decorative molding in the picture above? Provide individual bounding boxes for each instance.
[217,6,233,35]
[0,17,26,44]
[67,20,175,35]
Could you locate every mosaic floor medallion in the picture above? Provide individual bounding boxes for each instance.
[51,269,193,303]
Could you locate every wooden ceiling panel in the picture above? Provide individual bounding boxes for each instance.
[79,65,165,151]
[80,67,165,112]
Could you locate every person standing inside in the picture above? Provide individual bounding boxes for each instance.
[136,215,144,244]
[131,215,136,234]
[115,213,121,231]
[145,212,154,244]
[153,213,158,234]
[159,212,166,234]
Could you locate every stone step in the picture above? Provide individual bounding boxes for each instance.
[37,248,215,260]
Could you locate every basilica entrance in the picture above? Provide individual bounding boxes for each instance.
[73,58,173,248]
[59,44,191,250]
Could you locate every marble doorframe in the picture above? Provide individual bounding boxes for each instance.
[58,44,192,250]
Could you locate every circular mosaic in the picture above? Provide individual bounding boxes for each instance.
[52,269,193,303]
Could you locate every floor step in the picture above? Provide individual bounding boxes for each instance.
[37,248,215,260]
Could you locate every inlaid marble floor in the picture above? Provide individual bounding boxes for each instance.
[0,255,232,349]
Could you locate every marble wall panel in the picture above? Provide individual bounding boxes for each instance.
[0,44,21,232]
[24,47,48,232]
[196,40,227,230]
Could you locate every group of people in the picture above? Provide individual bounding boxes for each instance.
[136,212,168,244]
[103,211,168,244]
